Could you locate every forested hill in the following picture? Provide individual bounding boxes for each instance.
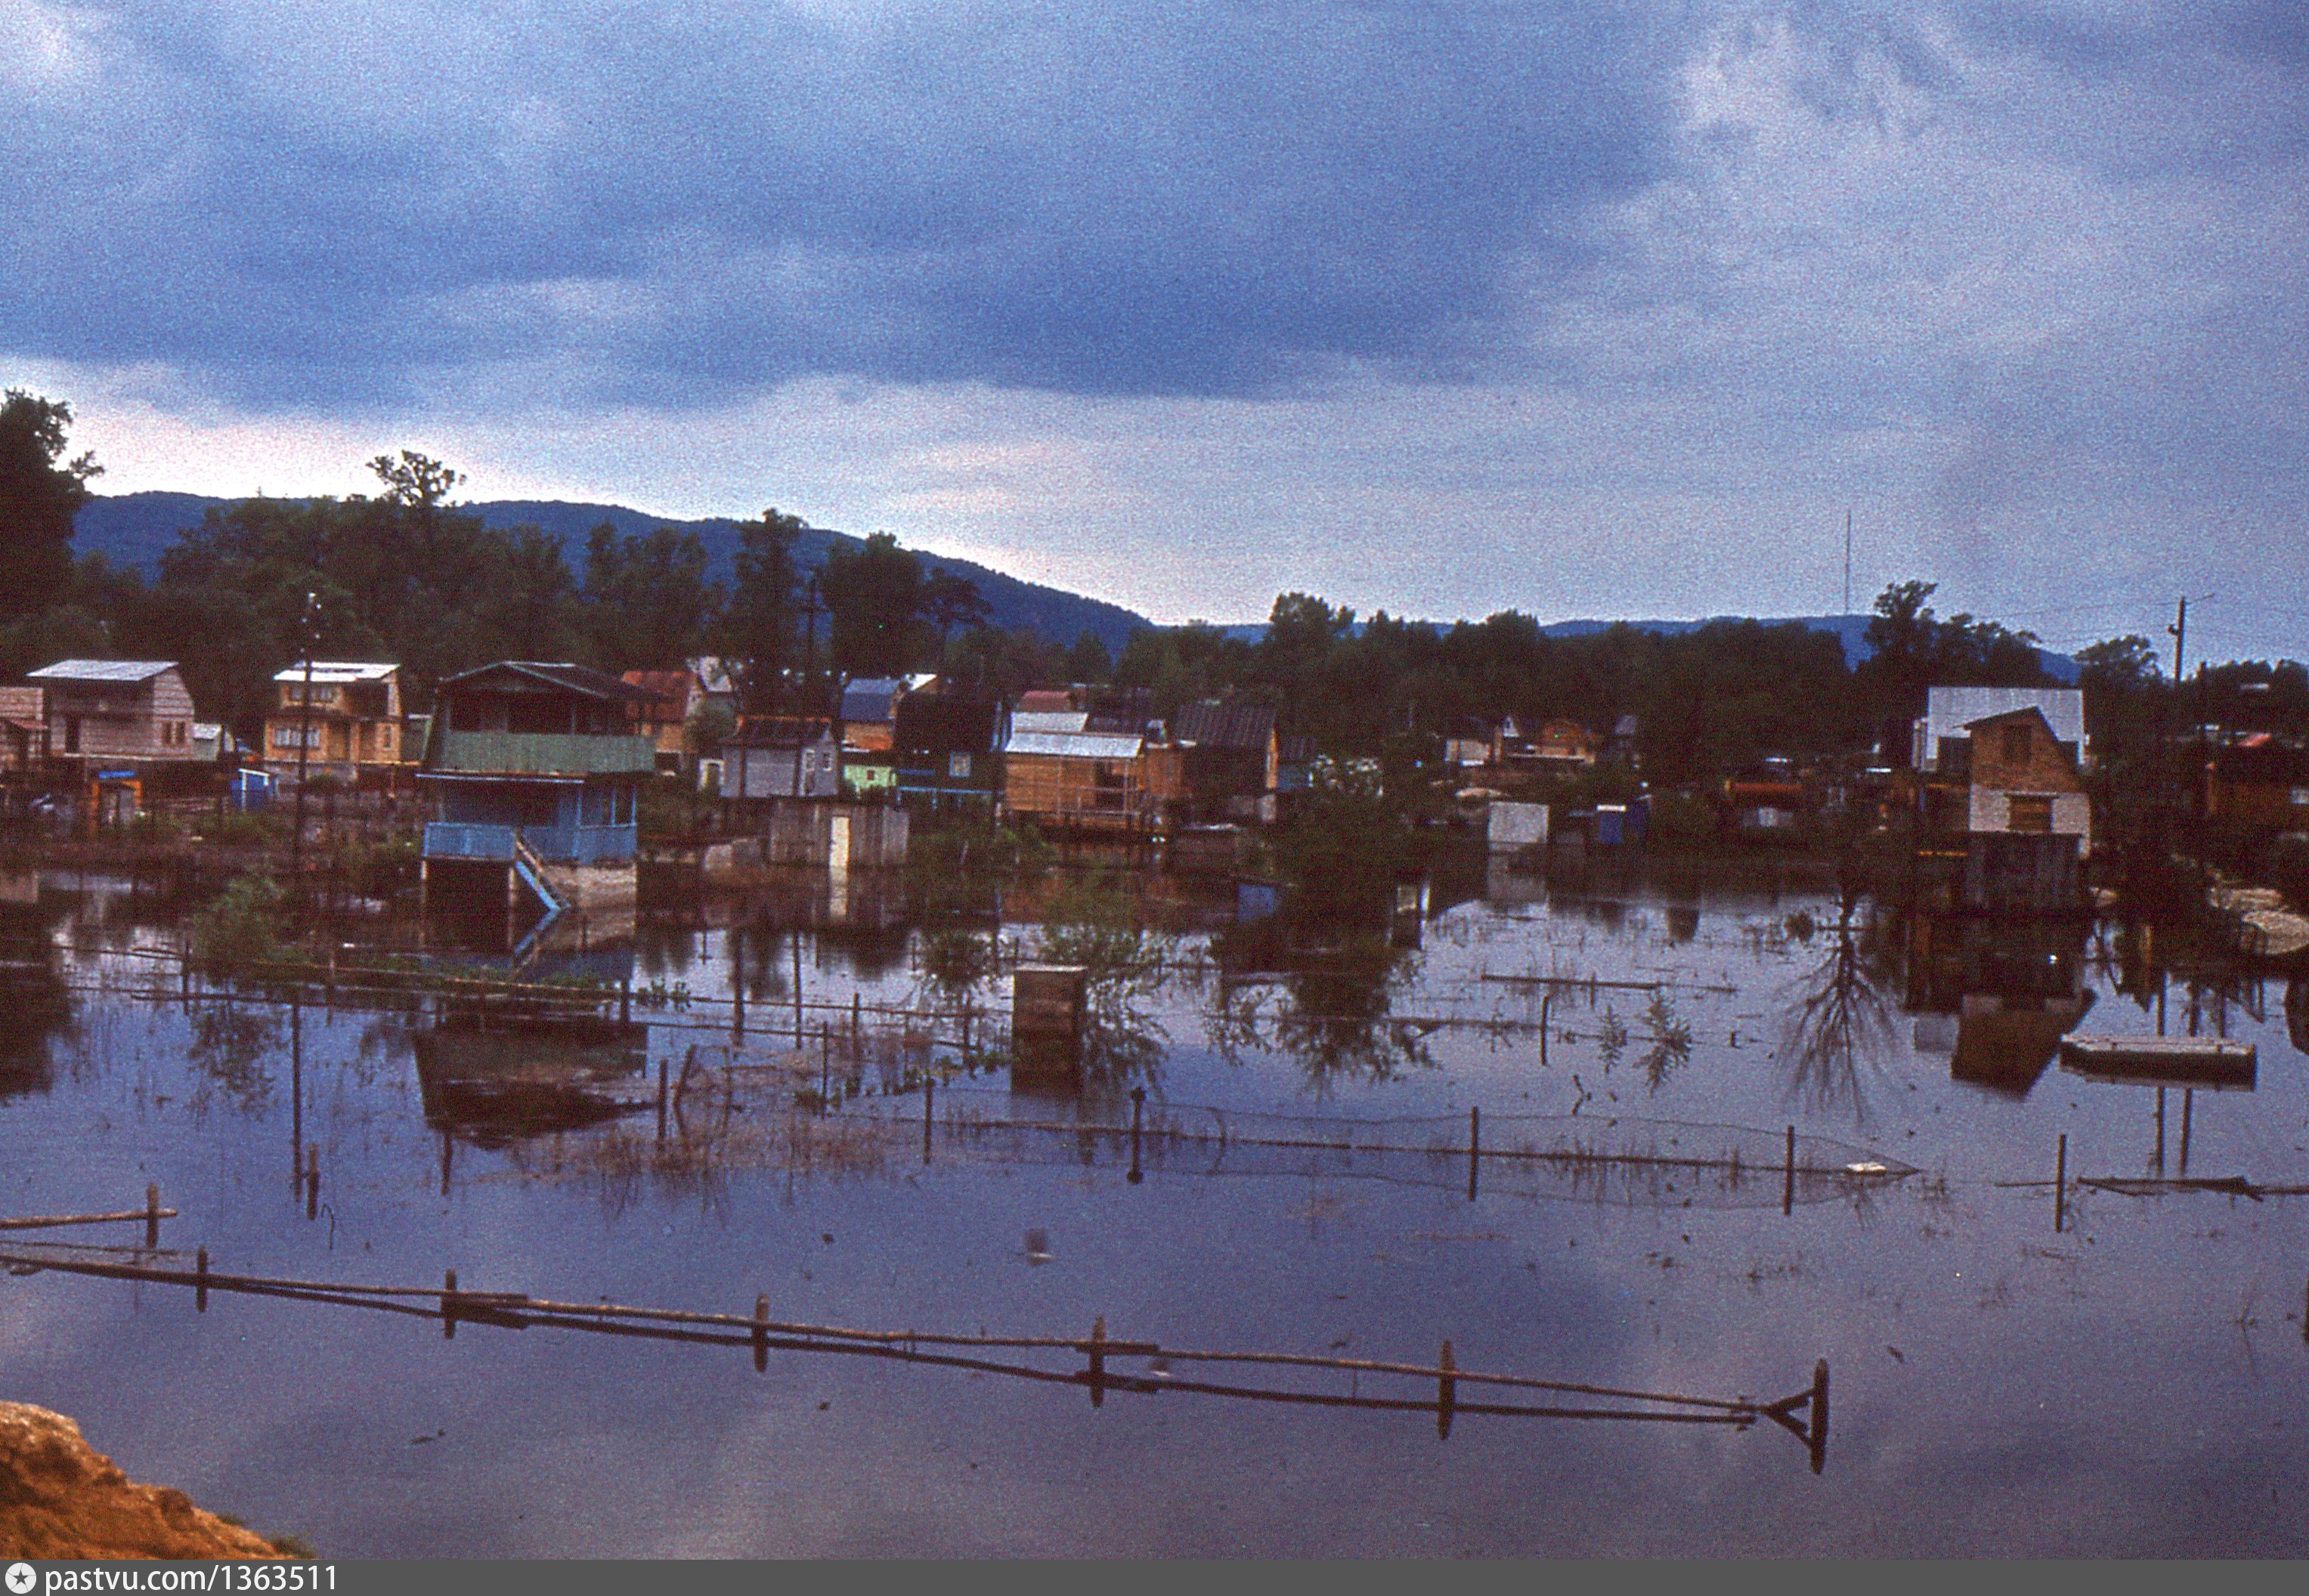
[73,492,1153,656]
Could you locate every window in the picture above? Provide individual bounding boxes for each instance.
[2008,795,2054,833]
[948,751,973,781]
[2001,723,2032,764]
[273,726,321,750]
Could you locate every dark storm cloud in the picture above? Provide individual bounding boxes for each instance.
[2,2,1675,404]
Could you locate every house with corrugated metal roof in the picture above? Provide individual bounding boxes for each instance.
[265,660,409,784]
[26,660,202,766]
[1168,699,1279,823]
[1002,722,1149,831]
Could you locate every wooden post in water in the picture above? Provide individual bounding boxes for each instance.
[2054,1134,2068,1233]
[443,1269,458,1340]
[656,1058,669,1143]
[922,1076,935,1165]
[1466,1106,1481,1202]
[144,1184,160,1249]
[1538,991,1552,1069]
[305,1145,319,1220]
[852,991,862,1046]
[195,1247,209,1313]
[1782,1124,1797,1216]
[752,1293,769,1374]
[731,926,745,1041]
[1128,1087,1145,1186]
[2153,1087,2166,1171]
[1086,1316,1107,1409]
[1807,1358,1830,1475]
[1436,1339,1457,1440]
[2179,1089,2193,1177]
[620,978,631,1024]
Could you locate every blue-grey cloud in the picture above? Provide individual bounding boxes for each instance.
[2,2,1674,404]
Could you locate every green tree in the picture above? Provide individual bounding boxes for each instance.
[819,531,926,677]
[0,390,102,623]
[723,509,803,710]
[580,523,720,671]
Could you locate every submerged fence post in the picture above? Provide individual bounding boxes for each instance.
[1466,1106,1481,1202]
[620,979,631,1024]
[1128,1087,1145,1186]
[2054,1134,2068,1234]
[656,1057,670,1142]
[1782,1124,1796,1217]
[1087,1316,1107,1409]
[1538,990,1552,1069]
[753,1293,769,1374]
[443,1268,458,1340]
[194,1247,209,1313]
[1807,1358,1830,1475]
[1437,1339,1456,1441]
[144,1183,160,1250]
[922,1075,935,1166]
[305,1145,319,1220]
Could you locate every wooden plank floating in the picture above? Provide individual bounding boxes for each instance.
[2059,1035,2256,1089]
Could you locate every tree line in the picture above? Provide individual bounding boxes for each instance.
[5,387,2302,784]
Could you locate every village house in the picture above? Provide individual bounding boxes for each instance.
[1921,704,2094,913]
[1002,717,1150,831]
[0,685,45,775]
[1495,716,1599,773]
[1444,718,1497,769]
[417,661,658,945]
[723,718,843,801]
[2205,735,2309,833]
[1166,699,1279,823]
[26,660,202,766]
[893,692,1007,812]
[621,667,708,774]
[264,661,407,784]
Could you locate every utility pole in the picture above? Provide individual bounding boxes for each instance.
[792,574,824,800]
[291,591,318,892]
[1842,507,1853,615]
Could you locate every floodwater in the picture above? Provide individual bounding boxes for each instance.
[2,854,2306,1556]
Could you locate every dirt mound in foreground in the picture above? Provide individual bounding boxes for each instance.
[0,1403,289,1559]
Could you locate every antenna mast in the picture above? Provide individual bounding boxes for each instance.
[1842,507,1853,614]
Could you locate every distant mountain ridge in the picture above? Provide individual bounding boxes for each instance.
[72,491,1153,656]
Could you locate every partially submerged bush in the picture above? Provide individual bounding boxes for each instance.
[185,871,292,970]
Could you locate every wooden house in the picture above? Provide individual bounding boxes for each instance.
[1168,699,1279,823]
[621,668,707,773]
[725,718,842,800]
[1002,725,1149,830]
[26,660,201,765]
[418,662,659,945]
[265,661,407,784]
[1496,716,1598,772]
[1920,705,2094,913]
[2205,736,2309,832]
[0,685,45,775]
[1913,686,2088,773]
[893,693,1006,812]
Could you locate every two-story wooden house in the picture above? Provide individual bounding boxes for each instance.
[26,660,202,766]
[265,661,407,784]
[1921,704,2093,913]
[418,662,660,948]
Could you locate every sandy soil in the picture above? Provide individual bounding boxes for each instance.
[0,1403,292,1560]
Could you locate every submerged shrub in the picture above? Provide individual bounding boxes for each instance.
[186,871,292,970]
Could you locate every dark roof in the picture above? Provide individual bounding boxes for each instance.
[1174,700,1275,750]
[1085,685,1154,735]
[439,661,659,702]
[895,694,1001,753]
[621,670,698,710]
[1277,733,1318,763]
[841,678,905,723]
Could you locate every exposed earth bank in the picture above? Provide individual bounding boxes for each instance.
[0,1403,290,1559]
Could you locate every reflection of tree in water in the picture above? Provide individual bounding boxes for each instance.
[0,905,75,1100]
[1776,889,1897,1120]
[1033,877,1178,1093]
[187,1008,278,1113]
[1203,920,1424,1092]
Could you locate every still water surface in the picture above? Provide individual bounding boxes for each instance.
[2,860,2305,1555]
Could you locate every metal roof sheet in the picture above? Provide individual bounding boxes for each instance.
[271,660,398,684]
[27,660,177,682]
[1011,710,1088,735]
[1004,729,1144,759]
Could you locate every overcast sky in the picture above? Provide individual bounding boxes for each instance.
[6,2,2302,660]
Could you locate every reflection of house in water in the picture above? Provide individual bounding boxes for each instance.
[414,1014,652,1148]
[1906,913,2093,1098]
[0,875,72,1100]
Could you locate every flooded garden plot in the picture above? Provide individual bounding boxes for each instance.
[2,861,2307,1554]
